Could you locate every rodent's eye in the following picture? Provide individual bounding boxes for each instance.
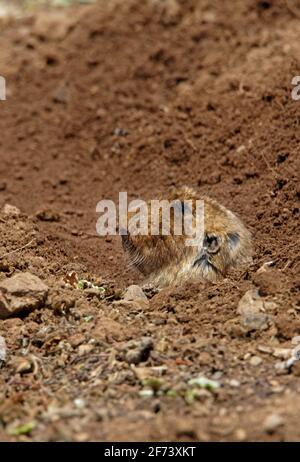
[227,232,240,249]
[204,234,220,254]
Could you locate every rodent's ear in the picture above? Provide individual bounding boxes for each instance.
[227,232,240,249]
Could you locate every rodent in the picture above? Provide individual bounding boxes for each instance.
[122,186,253,287]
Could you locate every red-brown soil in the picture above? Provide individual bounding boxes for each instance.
[0,0,299,441]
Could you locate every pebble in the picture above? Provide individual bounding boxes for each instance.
[2,204,20,216]
[228,379,240,388]
[235,428,247,441]
[249,356,263,366]
[123,285,148,303]
[0,336,7,362]
[238,289,272,331]
[78,344,94,356]
[0,272,49,319]
[263,413,284,433]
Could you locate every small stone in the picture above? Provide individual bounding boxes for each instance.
[74,398,86,409]
[237,289,272,331]
[249,355,263,366]
[113,285,149,310]
[272,348,292,360]
[123,285,148,302]
[2,204,20,216]
[78,344,94,356]
[0,336,7,362]
[257,345,273,354]
[228,379,240,388]
[14,357,33,374]
[139,389,154,398]
[235,428,247,441]
[69,334,85,348]
[263,413,284,433]
[0,272,49,319]
[123,337,154,365]
[198,351,212,365]
[96,108,107,118]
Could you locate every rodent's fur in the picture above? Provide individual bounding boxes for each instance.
[122,186,253,287]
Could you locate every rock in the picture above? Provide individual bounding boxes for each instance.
[0,272,49,319]
[198,351,212,365]
[123,285,148,302]
[78,344,94,356]
[113,285,149,310]
[133,365,167,383]
[235,428,247,441]
[139,389,154,398]
[0,336,7,362]
[263,413,284,433]
[272,348,292,360]
[36,209,60,222]
[122,337,154,365]
[228,379,240,388]
[249,355,263,366]
[237,289,272,331]
[74,398,86,410]
[2,204,20,216]
[257,345,273,354]
[69,334,85,348]
[14,357,33,374]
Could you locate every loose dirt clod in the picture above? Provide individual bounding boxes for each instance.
[122,337,154,365]
[2,204,20,217]
[0,272,49,318]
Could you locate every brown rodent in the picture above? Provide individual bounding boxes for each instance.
[122,186,253,287]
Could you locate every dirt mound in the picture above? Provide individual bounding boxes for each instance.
[0,0,299,441]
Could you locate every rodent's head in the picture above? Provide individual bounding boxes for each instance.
[121,187,253,286]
